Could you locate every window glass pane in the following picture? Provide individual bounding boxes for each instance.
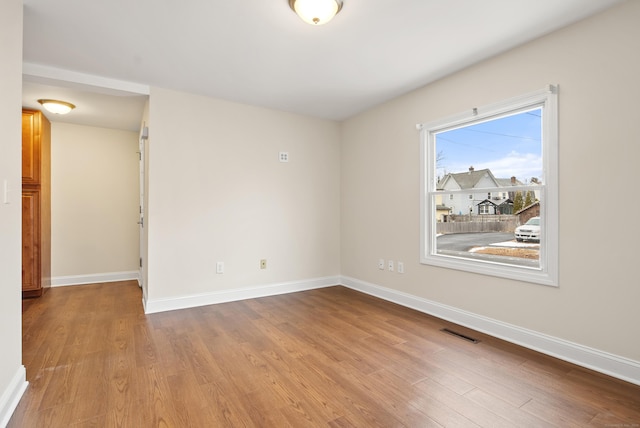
[435,108,542,183]
[434,195,542,269]
[433,108,542,269]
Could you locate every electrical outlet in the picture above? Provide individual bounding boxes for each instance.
[260,259,267,269]
[397,262,404,274]
[279,152,289,162]
[388,260,394,272]
[378,259,385,270]
[216,261,224,274]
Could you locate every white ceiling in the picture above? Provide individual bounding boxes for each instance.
[22,0,623,131]
[22,76,148,132]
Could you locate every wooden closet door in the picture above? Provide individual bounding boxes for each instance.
[22,111,41,185]
[22,188,41,293]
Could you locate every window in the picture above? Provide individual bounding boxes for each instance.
[419,86,558,286]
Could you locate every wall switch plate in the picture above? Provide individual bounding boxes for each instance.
[378,259,385,270]
[388,260,394,272]
[260,259,267,269]
[397,262,404,274]
[216,261,224,274]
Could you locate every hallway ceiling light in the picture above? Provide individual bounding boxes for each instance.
[37,99,76,115]
[289,0,343,25]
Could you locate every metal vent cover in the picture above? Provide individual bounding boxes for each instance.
[441,328,480,344]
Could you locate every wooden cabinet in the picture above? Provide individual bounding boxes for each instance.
[22,109,51,298]
[22,188,41,293]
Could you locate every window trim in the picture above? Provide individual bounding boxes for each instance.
[419,85,559,287]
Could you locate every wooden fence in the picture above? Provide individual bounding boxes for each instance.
[437,215,518,234]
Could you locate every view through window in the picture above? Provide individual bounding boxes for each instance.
[420,87,558,286]
[435,108,542,268]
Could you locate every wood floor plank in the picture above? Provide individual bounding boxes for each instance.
[564,367,640,418]
[165,369,214,427]
[66,351,108,424]
[198,376,259,427]
[520,396,597,428]
[10,282,640,427]
[427,346,548,407]
[463,388,556,428]
[392,344,476,395]
[132,363,182,427]
[297,354,406,427]
[413,377,515,428]
[345,367,445,427]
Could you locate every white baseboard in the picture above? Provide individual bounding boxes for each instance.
[143,276,341,314]
[0,366,27,428]
[340,276,640,387]
[51,271,139,287]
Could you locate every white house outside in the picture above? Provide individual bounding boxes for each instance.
[437,166,527,217]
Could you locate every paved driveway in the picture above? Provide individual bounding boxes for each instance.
[436,232,515,251]
[436,232,539,267]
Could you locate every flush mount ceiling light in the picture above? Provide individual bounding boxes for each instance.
[289,0,343,25]
[37,99,76,115]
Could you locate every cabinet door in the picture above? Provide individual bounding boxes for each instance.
[22,189,41,292]
[22,111,41,185]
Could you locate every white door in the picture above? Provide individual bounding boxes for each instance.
[138,126,148,289]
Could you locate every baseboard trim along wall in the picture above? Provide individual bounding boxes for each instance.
[340,276,640,387]
[51,271,139,287]
[0,366,28,428]
[143,276,341,314]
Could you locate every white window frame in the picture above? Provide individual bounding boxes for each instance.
[419,86,559,287]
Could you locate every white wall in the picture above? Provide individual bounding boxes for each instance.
[146,88,340,307]
[341,0,640,362]
[50,123,140,282]
[0,0,27,424]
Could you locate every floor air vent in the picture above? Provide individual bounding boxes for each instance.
[441,328,480,344]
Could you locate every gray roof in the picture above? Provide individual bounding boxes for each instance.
[477,199,498,206]
[496,177,524,186]
[438,168,523,190]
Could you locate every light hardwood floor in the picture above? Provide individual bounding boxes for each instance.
[9,281,640,427]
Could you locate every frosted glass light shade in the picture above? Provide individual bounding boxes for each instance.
[37,99,76,115]
[289,0,343,25]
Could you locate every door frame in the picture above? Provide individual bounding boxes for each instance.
[138,125,148,291]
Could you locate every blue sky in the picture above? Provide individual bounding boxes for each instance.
[435,108,542,183]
